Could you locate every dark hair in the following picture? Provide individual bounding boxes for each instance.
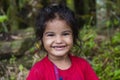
[35,4,79,45]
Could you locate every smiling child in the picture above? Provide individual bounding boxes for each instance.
[26,3,99,80]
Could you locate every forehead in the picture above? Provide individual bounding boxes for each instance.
[45,19,72,32]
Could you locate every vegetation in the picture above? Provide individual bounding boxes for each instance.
[79,25,120,80]
[0,0,120,80]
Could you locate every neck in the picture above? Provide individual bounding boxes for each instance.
[48,55,71,70]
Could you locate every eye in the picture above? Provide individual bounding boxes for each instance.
[62,32,71,36]
[46,33,55,37]
[44,32,55,37]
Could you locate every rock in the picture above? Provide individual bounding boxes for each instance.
[0,28,35,59]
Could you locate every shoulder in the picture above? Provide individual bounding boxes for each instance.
[70,55,99,80]
[26,56,48,79]
[32,56,48,70]
[70,55,89,64]
[30,56,49,73]
[70,55,93,69]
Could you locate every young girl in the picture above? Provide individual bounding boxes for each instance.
[27,3,99,80]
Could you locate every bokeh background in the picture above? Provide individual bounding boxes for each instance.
[0,0,120,80]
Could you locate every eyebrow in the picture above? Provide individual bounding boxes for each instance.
[44,30,72,35]
[62,30,72,33]
[44,32,54,35]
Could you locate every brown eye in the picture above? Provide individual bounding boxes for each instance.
[62,32,70,36]
[44,32,55,37]
[62,30,72,36]
[46,33,55,37]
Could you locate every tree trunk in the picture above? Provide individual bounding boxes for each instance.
[116,0,120,15]
[96,0,109,27]
[83,0,89,14]
[7,0,19,32]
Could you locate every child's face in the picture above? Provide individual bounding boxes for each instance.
[42,19,73,58]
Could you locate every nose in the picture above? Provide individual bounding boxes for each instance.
[55,35,63,44]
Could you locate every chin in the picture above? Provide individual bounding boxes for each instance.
[54,51,70,56]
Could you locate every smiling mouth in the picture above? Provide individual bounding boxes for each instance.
[52,46,66,50]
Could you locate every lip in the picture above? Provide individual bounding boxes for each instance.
[52,45,66,51]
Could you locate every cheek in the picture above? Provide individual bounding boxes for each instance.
[42,38,52,47]
[66,37,73,45]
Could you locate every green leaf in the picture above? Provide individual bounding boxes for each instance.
[19,64,24,71]
[114,69,120,77]
[106,20,111,27]
[0,15,8,22]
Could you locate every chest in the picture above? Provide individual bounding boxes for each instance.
[59,67,84,80]
[43,64,85,80]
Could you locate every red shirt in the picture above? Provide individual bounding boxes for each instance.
[26,55,99,80]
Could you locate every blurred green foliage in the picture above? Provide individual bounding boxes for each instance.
[0,0,120,80]
[74,22,120,80]
[0,15,8,22]
[0,15,8,32]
